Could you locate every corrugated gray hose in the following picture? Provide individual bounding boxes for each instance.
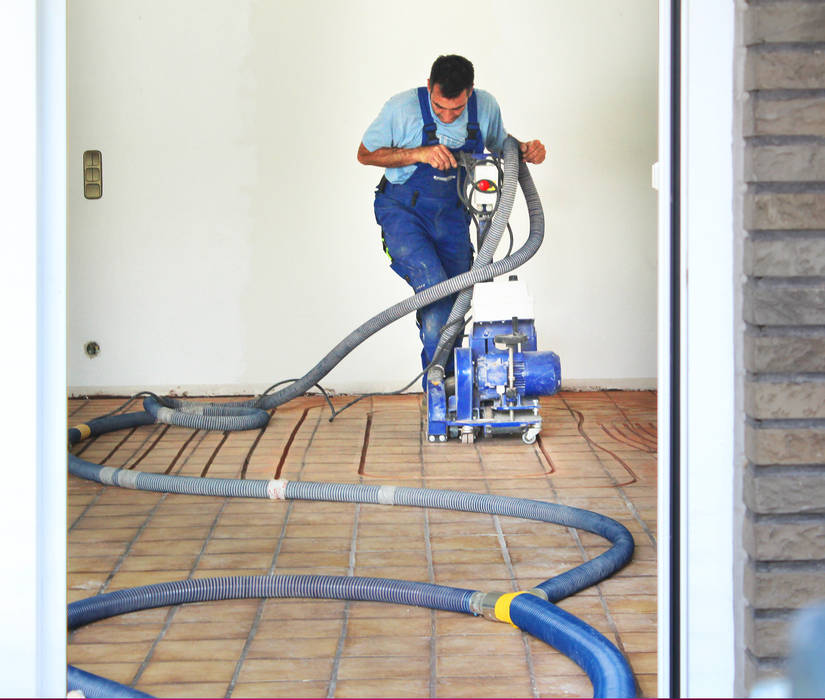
[145,137,541,431]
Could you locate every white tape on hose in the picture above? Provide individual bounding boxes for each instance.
[377,485,397,506]
[267,479,288,500]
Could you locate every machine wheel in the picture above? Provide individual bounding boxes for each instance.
[522,430,537,445]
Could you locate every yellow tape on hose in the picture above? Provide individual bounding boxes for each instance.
[494,592,524,627]
[75,423,92,441]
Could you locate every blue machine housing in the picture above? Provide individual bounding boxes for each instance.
[427,317,561,444]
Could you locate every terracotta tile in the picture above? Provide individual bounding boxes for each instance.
[138,682,229,698]
[617,631,657,653]
[139,660,237,684]
[437,675,535,698]
[537,674,594,698]
[68,641,153,664]
[637,672,659,698]
[436,652,527,677]
[346,616,431,638]
[70,622,163,644]
[237,657,334,683]
[334,678,430,698]
[151,638,246,661]
[71,662,141,685]
[342,635,430,657]
[253,618,342,639]
[335,655,429,680]
[260,599,347,621]
[106,571,191,591]
[532,650,584,676]
[230,680,329,698]
[173,599,260,623]
[163,620,253,640]
[347,602,430,619]
[245,635,339,659]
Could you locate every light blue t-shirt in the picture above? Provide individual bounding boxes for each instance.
[362,87,508,184]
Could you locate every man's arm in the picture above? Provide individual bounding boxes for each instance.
[357,142,458,171]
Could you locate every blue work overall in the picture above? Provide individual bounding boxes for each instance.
[374,86,484,377]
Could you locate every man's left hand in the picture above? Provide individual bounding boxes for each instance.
[520,140,546,164]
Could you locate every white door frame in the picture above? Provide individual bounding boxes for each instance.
[657,0,737,696]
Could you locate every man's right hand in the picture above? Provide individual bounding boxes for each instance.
[416,144,457,170]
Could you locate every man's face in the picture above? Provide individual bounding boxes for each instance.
[428,81,472,124]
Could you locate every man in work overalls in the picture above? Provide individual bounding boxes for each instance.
[358,54,546,380]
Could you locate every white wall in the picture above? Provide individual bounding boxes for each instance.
[68,0,658,395]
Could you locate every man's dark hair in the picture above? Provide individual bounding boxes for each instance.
[429,55,474,98]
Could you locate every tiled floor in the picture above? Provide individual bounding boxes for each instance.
[67,391,657,698]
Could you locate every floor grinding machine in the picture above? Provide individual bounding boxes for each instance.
[426,155,561,444]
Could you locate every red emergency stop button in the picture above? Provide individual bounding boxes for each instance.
[476,179,496,192]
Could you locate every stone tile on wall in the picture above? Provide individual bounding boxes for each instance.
[745,609,793,659]
[746,192,825,230]
[748,95,825,138]
[745,332,825,373]
[746,47,825,91]
[745,1,825,44]
[744,514,825,560]
[745,236,825,277]
[745,423,825,465]
[745,559,825,608]
[746,143,825,183]
[746,379,825,419]
[744,279,825,325]
[744,465,825,514]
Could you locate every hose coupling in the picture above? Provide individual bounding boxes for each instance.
[469,591,505,621]
[470,589,548,625]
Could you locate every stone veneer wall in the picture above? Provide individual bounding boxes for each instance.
[741,0,825,687]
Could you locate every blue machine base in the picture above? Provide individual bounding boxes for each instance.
[426,318,560,445]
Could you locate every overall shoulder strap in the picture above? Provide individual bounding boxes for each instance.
[465,91,483,153]
[417,86,438,146]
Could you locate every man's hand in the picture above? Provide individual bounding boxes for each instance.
[520,140,546,165]
[416,144,457,170]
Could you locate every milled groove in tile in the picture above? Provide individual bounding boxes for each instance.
[68,398,89,417]
[476,441,540,700]
[560,396,657,549]
[326,503,360,699]
[200,431,230,478]
[164,428,205,475]
[600,423,657,453]
[226,407,324,698]
[601,391,658,452]
[240,409,274,480]
[128,424,171,470]
[129,497,231,690]
[357,411,372,476]
[274,407,311,479]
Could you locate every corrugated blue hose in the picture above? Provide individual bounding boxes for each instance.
[68,413,636,698]
[510,595,637,698]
